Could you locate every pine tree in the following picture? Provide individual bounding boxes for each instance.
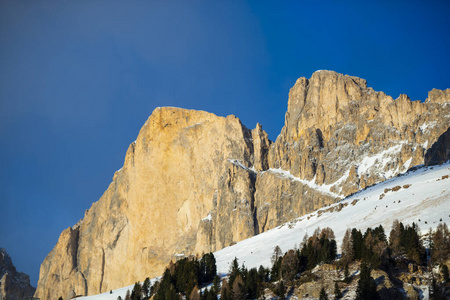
[344,263,351,283]
[149,281,158,298]
[231,275,245,300]
[389,219,402,254]
[334,282,342,299]
[341,229,353,263]
[142,277,150,298]
[220,279,231,300]
[319,287,328,300]
[245,268,261,299]
[280,249,299,282]
[258,265,270,282]
[277,280,286,300]
[131,282,142,300]
[432,223,450,264]
[228,257,240,287]
[300,233,309,248]
[271,245,283,265]
[190,285,201,300]
[270,255,282,282]
[154,269,178,300]
[400,222,425,264]
[125,289,131,300]
[200,253,217,283]
[442,264,449,282]
[352,229,364,260]
[212,275,220,294]
[201,288,217,300]
[321,227,336,240]
[355,263,379,300]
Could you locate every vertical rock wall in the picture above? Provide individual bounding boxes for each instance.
[35,107,270,299]
[257,71,449,231]
[35,71,450,299]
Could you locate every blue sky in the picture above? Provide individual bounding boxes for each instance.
[0,0,448,286]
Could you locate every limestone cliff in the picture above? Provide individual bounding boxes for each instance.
[0,248,35,300]
[35,71,449,299]
[256,70,450,231]
[35,108,270,299]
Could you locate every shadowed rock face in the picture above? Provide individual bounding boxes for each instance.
[0,248,35,300]
[35,71,450,299]
[425,127,450,166]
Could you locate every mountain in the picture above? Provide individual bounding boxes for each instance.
[0,248,36,300]
[77,161,450,300]
[34,70,450,299]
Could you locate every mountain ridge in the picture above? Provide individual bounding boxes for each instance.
[35,70,450,299]
[77,161,450,300]
[0,248,36,300]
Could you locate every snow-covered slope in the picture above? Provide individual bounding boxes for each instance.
[215,163,450,275]
[79,163,450,300]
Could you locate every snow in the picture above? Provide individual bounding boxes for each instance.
[332,169,350,193]
[357,144,403,178]
[229,157,346,198]
[76,284,134,300]
[76,277,161,300]
[225,165,449,273]
[403,157,412,171]
[266,168,343,199]
[420,121,437,132]
[214,163,450,276]
[81,163,450,300]
[202,212,212,222]
[228,159,257,173]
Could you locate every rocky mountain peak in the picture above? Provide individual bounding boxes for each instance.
[427,88,450,103]
[0,248,13,270]
[35,107,271,299]
[0,248,35,300]
[285,70,369,138]
[35,71,449,299]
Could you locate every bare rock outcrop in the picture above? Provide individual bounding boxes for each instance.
[35,71,449,299]
[425,126,450,166]
[35,107,270,299]
[0,248,35,300]
[257,70,449,231]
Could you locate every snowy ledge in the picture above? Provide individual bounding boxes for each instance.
[227,159,257,173]
[267,168,343,199]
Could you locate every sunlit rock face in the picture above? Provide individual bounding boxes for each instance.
[35,107,270,299]
[259,70,449,231]
[35,71,449,299]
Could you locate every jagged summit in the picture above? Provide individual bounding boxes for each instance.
[0,248,36,300]
[35,71,450,299]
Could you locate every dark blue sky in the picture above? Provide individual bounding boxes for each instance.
[0,0,448,286]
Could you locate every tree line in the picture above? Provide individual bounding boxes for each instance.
[117,221,449,300]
